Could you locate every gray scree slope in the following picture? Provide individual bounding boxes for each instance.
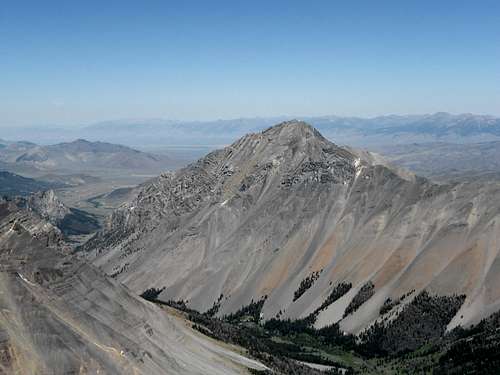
[86,121,500,334]
[0,198,266,374]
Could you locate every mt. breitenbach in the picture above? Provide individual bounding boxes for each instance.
[85,120,500,336]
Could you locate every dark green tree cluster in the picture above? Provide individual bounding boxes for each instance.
[302,282,353,324]
[435,310,500,374]
[379,290,415,316]
[293,269,322,302]
[224,296,268,323]
[204,293,224,317]
[140,287,164,301]
[343,281,375,318]
[359,291,466,356]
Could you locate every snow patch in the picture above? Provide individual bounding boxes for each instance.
[354,158,364,178]
[17,273,37,286]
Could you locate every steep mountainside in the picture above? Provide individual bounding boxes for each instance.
[0,198,266,374]
[85,121,500,336]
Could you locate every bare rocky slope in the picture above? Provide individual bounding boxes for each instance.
[85,120,500,336]
[0,198,266,374]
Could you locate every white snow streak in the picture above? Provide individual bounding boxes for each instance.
[17,273,37,286]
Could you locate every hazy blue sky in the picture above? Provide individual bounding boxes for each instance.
[1,0,499,126]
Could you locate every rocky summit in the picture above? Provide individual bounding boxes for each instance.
[84,120,500,337]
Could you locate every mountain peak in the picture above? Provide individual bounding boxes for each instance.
[74,138,91,144]
[227,120,351,169]
[263,120,323,139]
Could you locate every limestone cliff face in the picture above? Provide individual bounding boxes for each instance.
[86,121,500,334]
[18,190,100,236]
[25,189,70,221]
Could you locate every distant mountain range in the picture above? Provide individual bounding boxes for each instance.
[381,140,500,182]
[2,112,500,148]
[0,138,176,175]
[4,113,500,182]
[2,113,500,203]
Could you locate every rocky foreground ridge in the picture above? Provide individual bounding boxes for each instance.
[0,197,266,374]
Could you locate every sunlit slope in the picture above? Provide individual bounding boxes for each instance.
[86,121,500,334]
[0,198,265,374]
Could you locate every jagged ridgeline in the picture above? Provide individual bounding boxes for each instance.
[85,120,500,340]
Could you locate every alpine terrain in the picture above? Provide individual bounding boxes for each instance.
[85,120,500,340]
[0,197,267,374]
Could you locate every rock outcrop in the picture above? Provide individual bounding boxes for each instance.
[16,190,100,236]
